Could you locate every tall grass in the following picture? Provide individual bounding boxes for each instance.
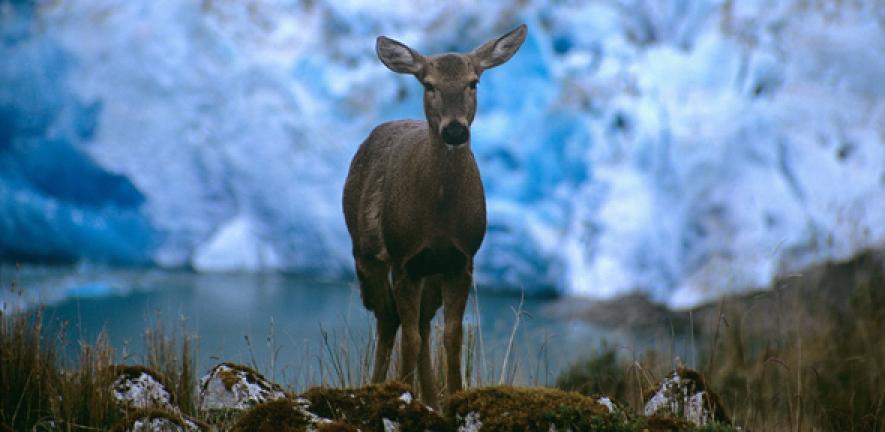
[0,301,120,430]
[0,278,198,431]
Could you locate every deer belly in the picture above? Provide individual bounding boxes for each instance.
[404,241,468,279]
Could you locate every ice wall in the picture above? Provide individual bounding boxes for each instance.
[1,0,883,307]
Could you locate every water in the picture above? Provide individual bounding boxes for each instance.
[2,267,671,389]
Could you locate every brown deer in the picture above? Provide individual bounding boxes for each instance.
[342,25,527,406]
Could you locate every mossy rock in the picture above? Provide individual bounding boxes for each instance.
[446,385,625,431]
[231,399,319,432]
[302,382,446,431]
[109,408,208,432]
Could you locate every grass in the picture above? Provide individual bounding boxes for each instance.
[2,250,881,430]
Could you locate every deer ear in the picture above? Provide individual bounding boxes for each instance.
[471,24,527,71]
[376,36,425,75]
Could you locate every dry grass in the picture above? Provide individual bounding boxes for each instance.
[0,279,198,431]
[0,303,120,430]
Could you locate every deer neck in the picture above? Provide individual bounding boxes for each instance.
[422,131,475,206]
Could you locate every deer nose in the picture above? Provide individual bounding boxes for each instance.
[441,122,469,146]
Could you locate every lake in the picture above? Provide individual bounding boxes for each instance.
[1,266,680,390]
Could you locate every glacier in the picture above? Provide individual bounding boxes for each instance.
[1,0,883,307]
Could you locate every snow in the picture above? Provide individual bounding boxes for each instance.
[1,0,883,307]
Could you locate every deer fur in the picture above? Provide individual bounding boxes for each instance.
[342,24,527,407]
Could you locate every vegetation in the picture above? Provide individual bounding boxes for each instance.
[447,385,615,430]
[557,250,885,431]
[1,251,881,430]
[302,382,447,431]
[229,399,313,432]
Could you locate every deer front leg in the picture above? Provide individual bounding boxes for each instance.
[442,265,472,396]
[372,310,399,383]
[392,268,422,388]
[418,277,442,408]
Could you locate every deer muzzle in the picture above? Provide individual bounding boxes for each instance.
[441,121,469,146]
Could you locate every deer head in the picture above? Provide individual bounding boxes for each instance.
[376,24,527,146]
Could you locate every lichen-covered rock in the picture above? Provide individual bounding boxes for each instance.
[110,365,175,411]
[301,382,445,431]
[109,408,208,432]
[643,368,730,426]
[457,411,482,432]
[199,363,286,410]
[447,386,621,431]
[596,396,619,414]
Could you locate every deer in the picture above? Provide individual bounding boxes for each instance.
[342,25,527,407]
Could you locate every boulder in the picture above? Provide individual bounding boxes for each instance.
[199,363,286,410]
[110,365,175,411]
[109,408,207,432]
[643,368,730,426]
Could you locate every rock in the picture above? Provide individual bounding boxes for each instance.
[199,363,286,410]
[457,411,482,432]
[446,385,619,431]
[109,408,207,432]
[596,396,619,414]
[301,382,445,431]
[110,365,175,411]
[643,368,730,426]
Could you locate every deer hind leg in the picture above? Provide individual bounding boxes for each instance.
[418,276,442,408]
[442,262,472,396]
[356,255,399,383]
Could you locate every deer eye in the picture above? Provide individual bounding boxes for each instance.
[468,80,479,90]
[423,82,435,92]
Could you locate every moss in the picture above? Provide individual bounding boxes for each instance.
[447,385,625,431]
[644,414,693,431]
[204,362,284,394]
[231,399,312,432]
[219,368,241,391]
[302,382,446,431]
[109,407,208,432]
[316,421,361,431]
